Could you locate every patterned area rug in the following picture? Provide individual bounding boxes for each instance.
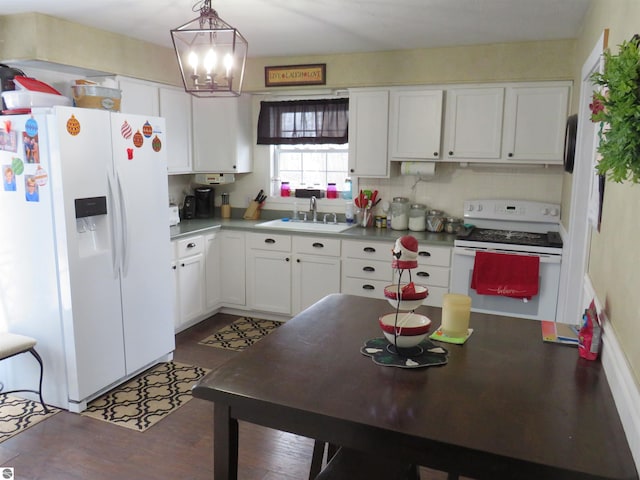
[81,361,209,432]
[0,394,59,443]
[199,317,282,351]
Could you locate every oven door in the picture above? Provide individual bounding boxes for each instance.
[451,247,561,321]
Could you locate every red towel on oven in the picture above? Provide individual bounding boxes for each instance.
[471,251,540,299]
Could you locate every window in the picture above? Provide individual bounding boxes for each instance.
[274,144,349,194]
[258,98,350,196]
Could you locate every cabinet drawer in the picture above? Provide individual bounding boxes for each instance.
[342,240,393,262]
[293,236,340,256]
[416,245,451,267]
[343,259,392,282]
[395,265,450,288]
[247,232,291,252]
[176,235,204,257]
[423,286,448,308]
[341,277,390,299]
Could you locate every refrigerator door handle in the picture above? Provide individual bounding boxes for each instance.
[116,172,130,277]
[107,171,120,278]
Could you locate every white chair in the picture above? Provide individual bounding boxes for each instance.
[0,333,49,413]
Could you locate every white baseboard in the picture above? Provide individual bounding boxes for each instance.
[584,275,640,472]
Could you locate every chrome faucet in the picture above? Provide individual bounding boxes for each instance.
[310,195,318,222]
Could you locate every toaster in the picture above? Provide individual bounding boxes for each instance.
[169,205,180,226]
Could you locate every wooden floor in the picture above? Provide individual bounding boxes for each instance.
[0,313,458,480]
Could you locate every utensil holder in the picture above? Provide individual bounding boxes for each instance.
[243,201,262,220]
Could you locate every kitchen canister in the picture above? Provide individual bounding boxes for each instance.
[426,210,445,232]
[444,217,463,234]
[390,197,410,230]
[409,204,427,231]
[221,193,231,218]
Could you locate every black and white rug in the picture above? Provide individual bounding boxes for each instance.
[198,317,282,351]
[0,394,59,443]
[81,361,209,432]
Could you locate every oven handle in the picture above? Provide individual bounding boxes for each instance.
[453,247,561,264]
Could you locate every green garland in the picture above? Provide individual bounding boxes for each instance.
[590,35,640,184]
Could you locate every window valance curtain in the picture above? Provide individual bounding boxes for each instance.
[257,98,349,145]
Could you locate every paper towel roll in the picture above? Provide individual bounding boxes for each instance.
[400,161,436,177]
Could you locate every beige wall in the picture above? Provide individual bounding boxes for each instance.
[0,13,180,84]
[243,40,576,91]
[1,13,575,88]
[568,0,640,389]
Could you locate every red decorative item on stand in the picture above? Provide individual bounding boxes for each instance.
[391,235,419,270]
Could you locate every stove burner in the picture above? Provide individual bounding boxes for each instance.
[457,228,562,248]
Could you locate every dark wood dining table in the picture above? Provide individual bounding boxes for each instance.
[192,293,638,480]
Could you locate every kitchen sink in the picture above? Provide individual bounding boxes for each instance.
[255,218,357,233]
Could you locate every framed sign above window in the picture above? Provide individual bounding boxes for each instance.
[265,64,326,87]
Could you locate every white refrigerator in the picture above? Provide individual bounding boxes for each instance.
[0,106,175,412]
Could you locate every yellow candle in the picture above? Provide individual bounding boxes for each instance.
[441,294,472,337]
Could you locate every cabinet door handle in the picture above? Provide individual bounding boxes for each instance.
[448,151,454,156]
[187,242,196,248]
[181,263,185,267]
[265,238,276,244]
[350,168,355,173]
[433,151,439,157]
[363,247,376,253]
[417,271,430,277]
[418,251,431,257]
[296,258,301,263]
[312,242,324,248]
[362,284,375,290]
[172,265,177,270]
[286,257,290,262]
[508,153,514,158]
[363,266,375,272]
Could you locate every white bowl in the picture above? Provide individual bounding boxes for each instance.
[378,312,432,348]
[383,283,429,310]
[2,90,72,109]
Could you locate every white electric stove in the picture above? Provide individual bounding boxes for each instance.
[451,199,563,321]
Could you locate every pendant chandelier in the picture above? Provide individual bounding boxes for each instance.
[170,0,248,97]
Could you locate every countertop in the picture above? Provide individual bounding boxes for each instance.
[170,217,456,246]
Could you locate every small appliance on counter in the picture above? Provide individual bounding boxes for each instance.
[169,205,180,226]
[195,187,215,218]
[183,195,196,219]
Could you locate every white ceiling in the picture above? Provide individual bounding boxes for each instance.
[2,0,592,58]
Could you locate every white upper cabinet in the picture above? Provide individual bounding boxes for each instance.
[502,85,570,163]
[192,94,252,173]
[444,87,504,161]
[348,89,389,178]
[388,89,443,161]
[117,77,160,116]
[159,86,192,174]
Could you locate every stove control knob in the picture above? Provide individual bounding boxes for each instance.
[466,204,474,212]
[550,208,559,217]
[542,207,550,215]
[477,204,483,212]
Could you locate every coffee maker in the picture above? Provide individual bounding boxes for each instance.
[194,187,215,218]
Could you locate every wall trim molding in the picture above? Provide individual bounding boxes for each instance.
[584,275,640,471]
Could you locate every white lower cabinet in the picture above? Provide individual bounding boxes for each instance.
[292,236,341,315]
[394,244,451,307]
[205,231,221,310]
[219,230,246,307]
[246,233,292,315]
[341,240,394,299]
[171,229,450,321]
[173,235,205,332]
